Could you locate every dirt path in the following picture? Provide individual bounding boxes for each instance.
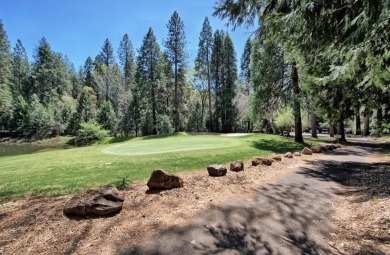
[122,141,387,255]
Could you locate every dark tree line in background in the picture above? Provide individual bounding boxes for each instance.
[1,2,390,142]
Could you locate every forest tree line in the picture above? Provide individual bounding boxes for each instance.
[0,12,249,139]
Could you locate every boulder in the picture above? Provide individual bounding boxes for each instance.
[301,147,313,155]
[311,146,322,153]
[207,165,227,177]
[252,157,273,166]
[230,161,244,172]
[84,197,123,216]
[101,186,124,202]
[147,170,184,189]
[324,144,335,151]
[272,155,282,161]
[284,152,293,158]
[334,143,341,148]
[294,152,301,156]
[64,187,124,217]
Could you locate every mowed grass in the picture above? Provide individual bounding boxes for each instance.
[0,133,309,201]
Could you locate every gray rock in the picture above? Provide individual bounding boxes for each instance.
[294,152,301,156]
[284,152,294,158]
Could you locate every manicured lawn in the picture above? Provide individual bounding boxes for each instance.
[0,133,309,201]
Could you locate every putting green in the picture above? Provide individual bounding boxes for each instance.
[102,136,241,155]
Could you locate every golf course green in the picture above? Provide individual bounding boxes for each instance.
[102,135,241,155]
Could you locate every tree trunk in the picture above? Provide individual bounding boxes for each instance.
[330,124,335,137]
[363,115,370,136]
[291,62,303,143]
[174,59,179,132]
[377,108,383,137]
[311,109,318,138]
[338,112,347,142]
[355,112,361,135]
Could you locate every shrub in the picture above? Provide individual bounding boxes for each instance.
[71,121,109,145]
[114,176,131,190]
[275,107,294,133]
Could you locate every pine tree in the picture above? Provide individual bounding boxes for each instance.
[70,86,96,133]
[118,34,135,90]
[0,20,12,85]
[165,11,187,131]
[82,57,94,87]
[32,38,71,105]
[221,34,238,133]
[95,38,115,67]
[195,17,213,132]
[12,39,30,98]
[99,100,118,134]
[136,28,165,135]
[211,30,225,131]
[240,37,252,94]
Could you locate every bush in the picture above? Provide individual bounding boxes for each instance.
[71,121,109,145]
[114,176,131,190]
[275,107,294,133]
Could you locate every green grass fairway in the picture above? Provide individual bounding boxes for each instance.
[0,133,310,201]
[102,136,241,155]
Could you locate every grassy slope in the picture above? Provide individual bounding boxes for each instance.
[0,134,311,201]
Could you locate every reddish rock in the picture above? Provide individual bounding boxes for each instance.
[252,157,273,166]
[147,170,184,189]
[207,165,227,177]
[230,161,244,172]
[301,147,313,155]
[272,155,282,161]
[311,146,322,153]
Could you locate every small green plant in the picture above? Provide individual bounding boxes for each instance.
[114,176,131,190]
[71,121,109,146]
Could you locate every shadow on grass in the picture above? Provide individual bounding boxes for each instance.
[250,138,308,154]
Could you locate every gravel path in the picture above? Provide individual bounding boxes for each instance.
[122,142,381,255]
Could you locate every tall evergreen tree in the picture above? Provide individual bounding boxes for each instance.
[165,11,187,131]
[118,34,135,90]
[32,38,71,105]
[0,20,12,85]
[82,57,94,87]
[195,17,213,131]
[211,30,225,131]
[137,28,164,135]
[240,37,252,94]
[12,39,30,98]
[95,38,115,67]
[0,20,13,129]
[221,34,238,133]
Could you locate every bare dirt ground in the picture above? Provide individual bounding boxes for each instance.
[0,153,308,255]
[0,140,389,255]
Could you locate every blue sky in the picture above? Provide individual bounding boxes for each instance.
[0,0,254,68]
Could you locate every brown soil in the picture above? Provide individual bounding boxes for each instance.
[327,155,390,255]
[0,154,306,255]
